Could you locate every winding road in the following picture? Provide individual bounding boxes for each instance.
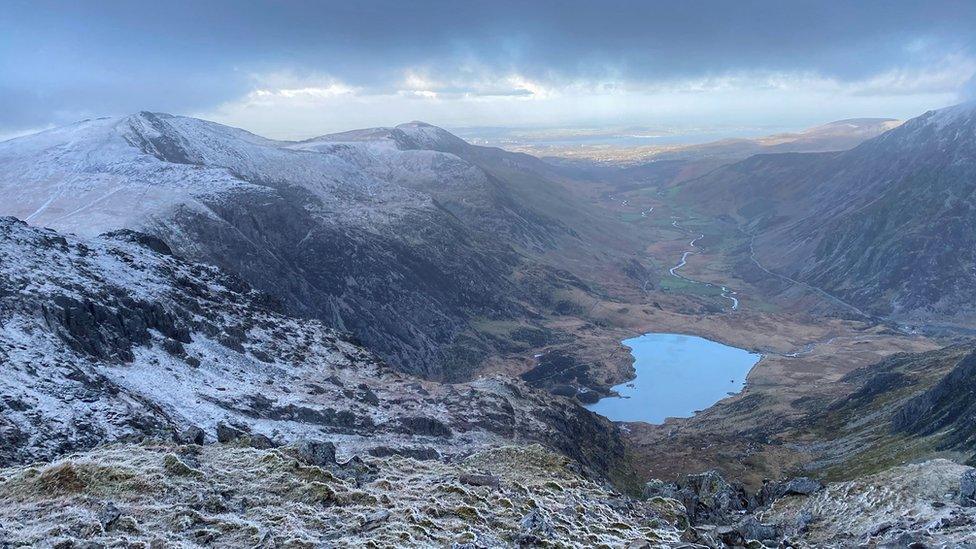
[747,235,871,319]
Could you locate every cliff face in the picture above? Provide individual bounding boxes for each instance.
[892,349,976,450]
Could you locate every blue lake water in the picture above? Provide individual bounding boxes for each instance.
[585,333,761,423]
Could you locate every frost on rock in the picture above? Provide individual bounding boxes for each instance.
[762,459,976,547]
[0,442,684,548]
[0,217,624,477]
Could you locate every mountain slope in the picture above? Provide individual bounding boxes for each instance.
[680,102,976,326]
[0,217,626,476]
[792,344,976,480]
[0,113,595,379]
[297,121,602,252]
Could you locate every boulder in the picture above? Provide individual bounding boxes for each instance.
[296,440,337,467]
[518,508,554,544]
[216,421,248,443]
[758,476,824,506]
[459,473,501,488]
[961,469,976,507]
[715,525,746,546]
[248,433,275,449]
[177,425,205,445]
[678,470,750,524]
[680,525,718,546]
[98,502,121,531]
[737,516,779,542]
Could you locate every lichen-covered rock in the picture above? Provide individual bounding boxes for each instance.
[0,442,682,547]
[763,459,976,547]
[677,469,751,525]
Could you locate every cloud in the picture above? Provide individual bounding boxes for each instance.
[198,66,965,140]
[4,0,976,134]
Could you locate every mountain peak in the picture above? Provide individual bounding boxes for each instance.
[394,121,469,153]
[924,99,976,126]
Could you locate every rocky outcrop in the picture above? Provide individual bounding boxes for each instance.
[892,349,976,450]
[673,470,752,525]
[644,462,975,547]
[0,219,627,480]
[796,344,976,477]
[764,459,976,547]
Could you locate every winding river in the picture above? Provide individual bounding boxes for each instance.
[669,219,739,311]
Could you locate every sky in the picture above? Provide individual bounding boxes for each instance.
[3,0,976,140]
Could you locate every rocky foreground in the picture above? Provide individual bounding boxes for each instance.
[2,433,974,547]
[0,442,684,548]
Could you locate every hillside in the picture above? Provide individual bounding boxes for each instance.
[678,102,976,327]
[0,217,625,476]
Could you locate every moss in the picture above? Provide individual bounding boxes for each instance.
[26,461,143,497]
[454,505,481,521]
[163,453,203,478]
[36,463,87,494]
[339,490,378,505]
[438,483,469,496]
[291,481,337,504]
[543,480,564,492]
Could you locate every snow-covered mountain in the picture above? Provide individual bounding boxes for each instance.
[0,217,623,473]
[0,113,588,378]
[0,112,418,234]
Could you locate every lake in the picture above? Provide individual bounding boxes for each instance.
[585,332,761,423]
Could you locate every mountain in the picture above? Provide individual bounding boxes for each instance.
[0,217,625,475]
[0,113,601,379]
[644,118,903,163]
[294,121,590,252]
[679,102,976,327]
[787,343,976,481]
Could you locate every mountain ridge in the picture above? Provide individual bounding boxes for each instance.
[677,101,976,327]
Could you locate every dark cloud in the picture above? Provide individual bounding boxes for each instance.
[2,0,976,131]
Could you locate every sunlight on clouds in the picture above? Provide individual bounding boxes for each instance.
[253,84,356,99]
[200,61,974,140]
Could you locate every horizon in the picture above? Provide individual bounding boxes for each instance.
[0,104,948,148]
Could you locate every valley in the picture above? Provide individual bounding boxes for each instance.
[508,173,943,488]
[8,5,976,546]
